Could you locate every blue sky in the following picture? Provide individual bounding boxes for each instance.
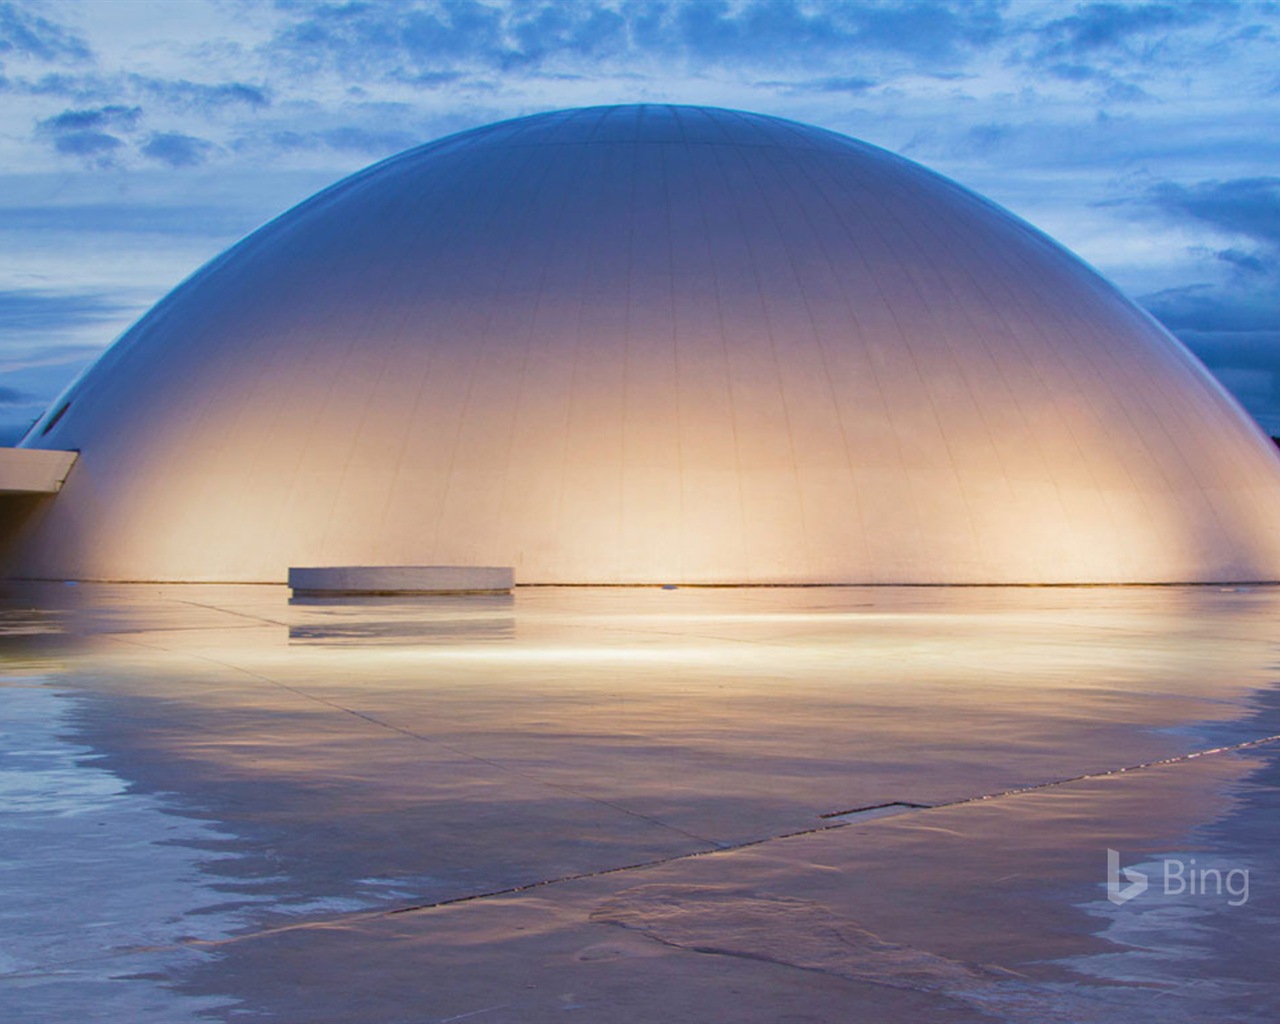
[2,0,1279,441]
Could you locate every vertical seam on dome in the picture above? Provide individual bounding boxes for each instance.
[242,146,454,575]
[844,157,1031,577]
[490,143,587,577]
[371,145,519,562]
[721,109,814,578]
[668,109,688,581]
[781,150,939,578]
[659,136,686,583]
[759,146,909,579]
[938,190,1185,566]
[315,179,449,564]
[550,145,606,579]
[689,128,751,580]
[873,172,1073,578]
[816,157,987,576]
[423,140,552,562]
[717,134,800,581]
[753,139,872,578]
[881,159,1153,576]
[618,135,637,581]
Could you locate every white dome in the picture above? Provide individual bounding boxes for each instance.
[13,104,1280,583]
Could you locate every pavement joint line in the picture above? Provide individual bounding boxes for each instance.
[816,732,1280,823]
[4,725,1277,977]
[172,598,292,629]
[819,801,930,818]
[438,1004,511,1022]
[906,731,1280,815]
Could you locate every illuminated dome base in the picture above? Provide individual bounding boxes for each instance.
[13,105,1280,584]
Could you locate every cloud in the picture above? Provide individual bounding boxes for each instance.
[263,0,1009,82]
[1025,0,1255,72]
[760,74,878,95]
[0,289,134,335]
[129,75,270,113]
[317,125,419,153]
[657,0,1005,67]
[1147,177,1280,246]
[0,422,32,444]
[17,70,270,110]
[239,124,420,158]
[48,130,124,158]
[0,334,113,444]
[0,1,91,62]
[1018,1,1268,99]
[30,91,253,168]
[1036,2,1208,59]
[955,121,1014,156]
[39,104,142,132]
[1146,282,1277,336]
[141,131,215,167]
[35,104,142,163]
[0,299,129,439]
[834,0,1004,60]
[16,70,109,99]
[1143,178,1280,341]
[39,106,97,130]
[1101,79,1149,103]
[0,339,109,444]
[1137,176,1280,431]
[269,0,507,76]
[0,202,256,236]
[0,384,33,404]
[1147,287,1280,433]
[394,69,466,87]
[1216,248,1269,276]
[510,0,628,64]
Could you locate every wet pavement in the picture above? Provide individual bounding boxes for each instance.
[0,582,1277,1022]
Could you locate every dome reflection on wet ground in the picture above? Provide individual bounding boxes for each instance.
[0,583,1277,1022]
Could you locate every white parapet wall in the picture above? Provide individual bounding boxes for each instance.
[288,565,515,596]
[0,449,78,494]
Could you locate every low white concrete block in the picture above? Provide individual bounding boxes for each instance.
[0,448,78,494]
[288,565,514,595]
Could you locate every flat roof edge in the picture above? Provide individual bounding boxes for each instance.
[0,448,78,494]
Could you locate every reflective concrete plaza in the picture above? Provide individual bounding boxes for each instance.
[1,583,1277,1021]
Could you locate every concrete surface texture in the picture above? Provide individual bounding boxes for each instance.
[0,582,1276,1022]
[15,104,1280,584]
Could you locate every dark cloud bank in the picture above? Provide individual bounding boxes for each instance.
[1138,177,1280,431]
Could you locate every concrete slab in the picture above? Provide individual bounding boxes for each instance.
[0,583,1277,1021]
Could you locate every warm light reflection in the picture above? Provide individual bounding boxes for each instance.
[6,580,1280,1023]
